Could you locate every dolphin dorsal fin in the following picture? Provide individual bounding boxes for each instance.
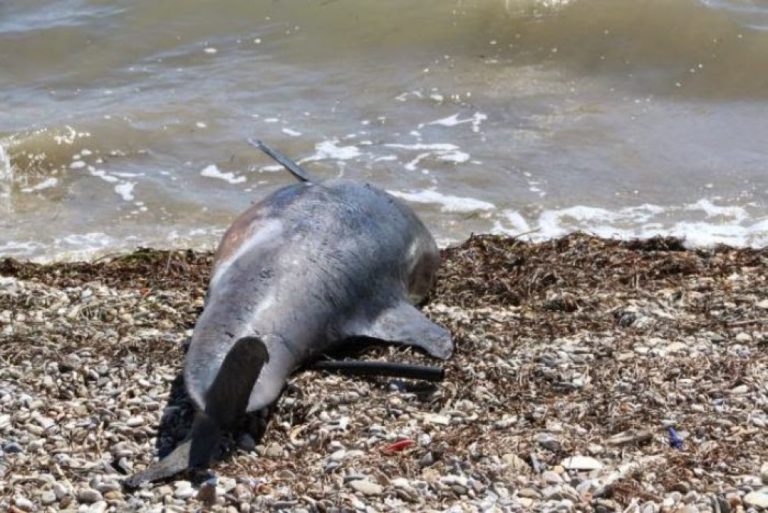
[248,138,317,183]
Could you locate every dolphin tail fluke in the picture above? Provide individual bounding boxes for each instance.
[125,337,269,487]
[348,301,454,360]
[248,138,317,183]
[124,412,220,488]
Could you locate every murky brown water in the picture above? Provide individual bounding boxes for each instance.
[2,0,767,261]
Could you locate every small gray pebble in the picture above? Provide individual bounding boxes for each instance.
[4,441,23,454]
[88,501,108,513]
[14,497,35,512]
[40,490,57,504]
[77,488,103,504]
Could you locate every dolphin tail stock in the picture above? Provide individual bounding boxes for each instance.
[203,336,270,427]
[125,337,270,487]
[248,138,317,183]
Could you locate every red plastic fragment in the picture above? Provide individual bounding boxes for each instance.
[382,439,415,454]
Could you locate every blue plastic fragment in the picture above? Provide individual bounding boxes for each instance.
[667,426,684,450]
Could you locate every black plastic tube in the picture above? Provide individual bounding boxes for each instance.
[310,360,445,382]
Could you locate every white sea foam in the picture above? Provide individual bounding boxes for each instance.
[258,164,285,173]
[0,233,118,262]
[0,143,12,203]
[282,128,302,137]
[503,0,573,15]
[111,172,144,178]
[59,232,113,249]
[201,164,246,184]
[307,139,361,161]
[690,198,748,221]
[394,90,424,102]
[491,199,768,248]
[404,153,431,171]
[389,189,495,213]
[492,210,532,235]
[88,166,119,183]
[45,233,117,262]
[439,151,470,164]
[21,178,58,193]
[53,125,90,145]
[0,145,10,175]
[114,182,135,201]
[166,227,225,245]
[0,240,42,258]
[384,142,470,169]
[385,143,459,151]
[426,112,487,133]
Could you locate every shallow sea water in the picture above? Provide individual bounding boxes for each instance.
[1,0,767,260]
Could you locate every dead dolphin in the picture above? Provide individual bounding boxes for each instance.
[126,140,453,486]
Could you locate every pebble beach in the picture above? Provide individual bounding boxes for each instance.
[1,233,767,512]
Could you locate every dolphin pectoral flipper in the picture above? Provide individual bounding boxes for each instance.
[350,301,454,360]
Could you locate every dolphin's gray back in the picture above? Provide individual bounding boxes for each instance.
[185,179,442,413]
[211,180,423,314]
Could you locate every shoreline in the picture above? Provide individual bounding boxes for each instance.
[1,233,767,512]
